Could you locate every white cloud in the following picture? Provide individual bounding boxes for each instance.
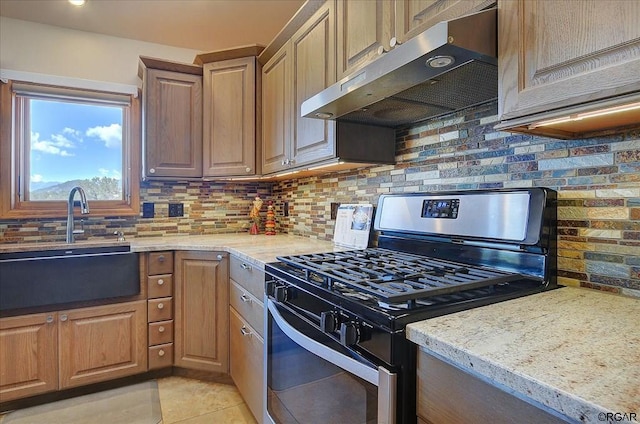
[86,123,122,148]
[31,174,44,182]
[31,132,74,156]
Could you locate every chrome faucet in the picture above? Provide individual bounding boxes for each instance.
[66,186,90,243]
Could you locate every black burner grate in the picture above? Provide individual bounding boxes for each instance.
[276,248,524,305]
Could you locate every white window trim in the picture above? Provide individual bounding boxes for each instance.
[0,69,139,98]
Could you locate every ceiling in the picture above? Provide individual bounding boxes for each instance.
[0,0,306,52]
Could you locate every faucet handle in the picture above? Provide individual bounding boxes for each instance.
[113,231,126,242]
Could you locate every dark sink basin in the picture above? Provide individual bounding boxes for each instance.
[0,245,140,311]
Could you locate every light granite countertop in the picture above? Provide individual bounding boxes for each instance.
[0,233,340,269]
[406,287,640,423]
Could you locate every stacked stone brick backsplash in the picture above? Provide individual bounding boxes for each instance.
[273,101,640,295]
[0,181,272,243]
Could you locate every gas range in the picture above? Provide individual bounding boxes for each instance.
[264,188,557,424]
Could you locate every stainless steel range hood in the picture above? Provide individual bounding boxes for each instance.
[301,9,497,129]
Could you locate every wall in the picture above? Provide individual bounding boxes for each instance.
[0,17,200,87]
[273,102,640,295]
[0,181,272,243]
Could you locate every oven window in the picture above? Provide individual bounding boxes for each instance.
[267,305,378,424]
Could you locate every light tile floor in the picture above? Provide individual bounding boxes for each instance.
[0,377,258,424]
[158,376,257,424]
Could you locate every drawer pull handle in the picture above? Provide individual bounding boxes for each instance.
[157,255,165,262]
[241,293,251,303]
[217,254,224,260]
[157,279,164,285]
[157,303,164,310]
[46,315,54,324]
[158,349,165,357]
[60,314,68,322]
[241,263,252,271]
[240,326,251,336]
[158,326,165,333]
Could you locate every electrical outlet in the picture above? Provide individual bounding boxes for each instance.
[168,203,184,217]
[142,202,154,218]
[331,202,340,220]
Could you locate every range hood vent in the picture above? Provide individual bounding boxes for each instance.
[301,9,497,129]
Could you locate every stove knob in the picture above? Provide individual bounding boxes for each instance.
[340,321,359,346]
[320,311,339,333]
[274,285,289,302]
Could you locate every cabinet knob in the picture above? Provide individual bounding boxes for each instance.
[158,349,165,357]
[241,293,251,303]
[157,255,165,262]
[60,314,68,322]
[389,37,399,48]
[240,326,251,336]
[246,167,251,173]
[158,326,165,333]
[157,279,164,285]
[217,254,223,260]
[240,263,252,271]
[157,303,164,310]
[149,168,156,174]
[46,315,54,324]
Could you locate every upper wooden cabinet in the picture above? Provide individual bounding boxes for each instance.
[261,1,395,176]
[262,44,292,175]
[263,1,338,174]
[140,51,262,180]
[396,0,494,43]
[336,0,394,79]
[203,57,260,177]
[336,0,493,80]
[496,0,640,138]
[139,57,203,179]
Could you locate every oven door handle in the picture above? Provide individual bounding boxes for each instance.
[267,299,378,385]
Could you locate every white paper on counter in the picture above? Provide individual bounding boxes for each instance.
[333,204,373,249]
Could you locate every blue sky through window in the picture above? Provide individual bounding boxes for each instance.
[29,99,123,191]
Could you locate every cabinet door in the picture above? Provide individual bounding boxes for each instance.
[229,308,264,424]
[144,69,203,178]
[0,313,58,402]
[262,44,292,174]
[291,0,337,168]
[499,0,640,121]
[174,251,229,373]
[203,57,257,177]
[395,0,494,43]
[58,301,147,389]
[336,0,395,79]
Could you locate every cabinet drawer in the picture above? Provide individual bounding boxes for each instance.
[148,274,173,298]
[229,308,264,422]
[148,343,173,370]
[148,297,173,322]
[148,252,173,275]
[149,320,173,346]
[230,279,264,337]
[230,256,264,300]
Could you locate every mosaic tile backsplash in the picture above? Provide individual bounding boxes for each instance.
[1,101,638,294]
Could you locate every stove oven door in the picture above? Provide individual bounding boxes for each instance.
[265,299,396,424]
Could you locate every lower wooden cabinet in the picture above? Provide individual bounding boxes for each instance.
[174,251,229,373]
[417,348,569,424]
[0,300,147,402]
[58,301,147,389]
[229,308,264,423]
[229,255,265,423]
[0,313,58,402]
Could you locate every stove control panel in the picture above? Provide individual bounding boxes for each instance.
[422,198,459,219]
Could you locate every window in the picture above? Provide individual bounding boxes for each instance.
[0,80,140,218]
